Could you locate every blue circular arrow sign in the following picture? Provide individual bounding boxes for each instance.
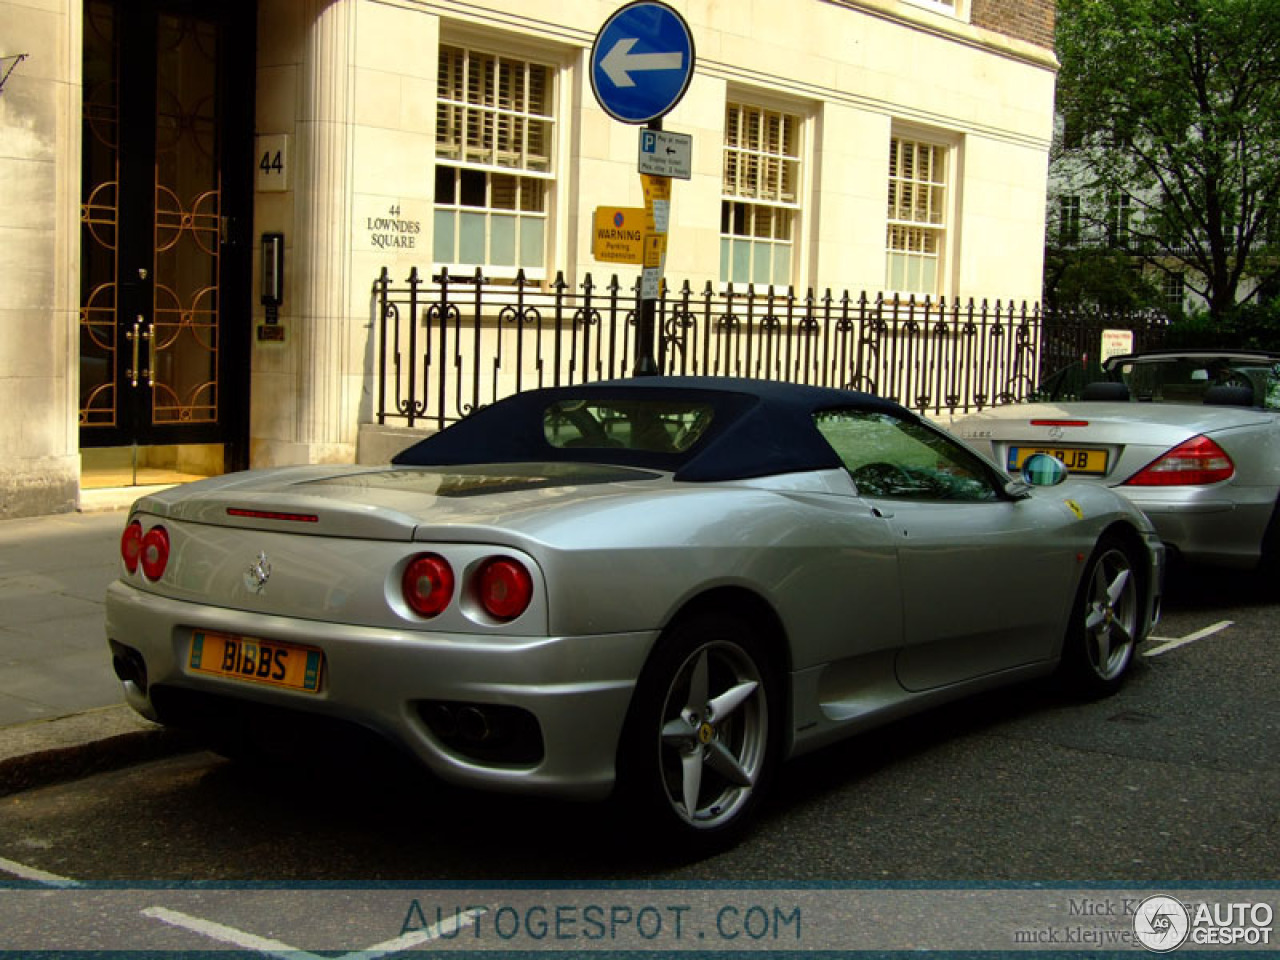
[590,1,696,124]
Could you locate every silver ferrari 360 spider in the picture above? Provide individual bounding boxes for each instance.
[107,378,1162,846]
[951,349,1280,569]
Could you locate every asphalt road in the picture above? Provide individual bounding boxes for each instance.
[1,565,1277,885]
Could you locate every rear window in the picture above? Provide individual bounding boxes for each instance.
[543,400,714,454]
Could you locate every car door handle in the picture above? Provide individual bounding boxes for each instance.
[872,506,894,519]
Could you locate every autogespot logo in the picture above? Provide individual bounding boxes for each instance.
[1133,896,1191,953]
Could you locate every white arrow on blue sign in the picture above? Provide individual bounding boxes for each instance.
[590,1,696,125]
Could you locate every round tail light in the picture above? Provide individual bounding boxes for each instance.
[477,557,533,621]
[121,520,144,574]
[403,553,455,618]
[139,525,170,581]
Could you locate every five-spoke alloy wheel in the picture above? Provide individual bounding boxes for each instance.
[620,612,779,848]
[1062,536,1141,697]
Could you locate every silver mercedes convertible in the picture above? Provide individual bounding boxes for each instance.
[951,349,1280,568]
[107,378,1162,846]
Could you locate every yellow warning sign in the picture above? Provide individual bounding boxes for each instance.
[641,174,672,205]
[644,233,667,269]
[642,175,672,233]
[592,207,646,264]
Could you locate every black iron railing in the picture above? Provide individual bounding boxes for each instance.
[373,267,1166,430]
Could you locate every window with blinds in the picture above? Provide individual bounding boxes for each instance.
[434,45,554,276]
[720,102,801,287]
[885,136,948,296]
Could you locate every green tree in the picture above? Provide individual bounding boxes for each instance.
[1043,244,1165,312]
[1056,0,1280,319]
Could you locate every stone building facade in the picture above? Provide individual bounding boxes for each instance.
[0,0,1057,518]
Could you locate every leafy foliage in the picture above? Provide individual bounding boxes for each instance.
[1164,297,1280,349]
[1056,0,1280,317]
[1044,245,1165,312]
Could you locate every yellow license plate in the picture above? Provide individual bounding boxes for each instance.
[1007,445,1107,475]
[189,630,324,693]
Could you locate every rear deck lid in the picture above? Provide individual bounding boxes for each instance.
[133,462,664,540]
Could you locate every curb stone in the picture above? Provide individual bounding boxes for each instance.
[0,704,197,798]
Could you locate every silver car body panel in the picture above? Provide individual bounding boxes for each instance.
[107,457,1162,799]
[951,400,1280,566]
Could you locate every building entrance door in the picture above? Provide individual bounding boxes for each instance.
[78,0,254,487]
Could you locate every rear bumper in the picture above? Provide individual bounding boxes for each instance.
[105,581,657,800]
[1118,486,1275,567]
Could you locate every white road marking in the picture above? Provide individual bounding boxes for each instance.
[0,855,81,888]
[142,907,320,960]
[142,904,487,960]
[1,850,487,956]
[1144,620,1234,657]
[343,907,487,959]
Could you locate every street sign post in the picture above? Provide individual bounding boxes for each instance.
[590,1,696,376]
[589,1,695,125]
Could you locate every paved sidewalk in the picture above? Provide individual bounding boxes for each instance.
[0,490,196,795]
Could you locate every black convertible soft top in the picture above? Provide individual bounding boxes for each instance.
[392,377,907,482]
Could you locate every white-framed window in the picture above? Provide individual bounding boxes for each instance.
[903,0,966,19]
[1107,192,1131,246]
[720,102,802,288]
[1059,195,1081,245]
[1162,272,1185,311]
[434,43,554,278]
[885,135,949,296]
[1060,112,1083,150]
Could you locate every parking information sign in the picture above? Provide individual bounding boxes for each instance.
[638,128,691,179]
[590,1,696,124]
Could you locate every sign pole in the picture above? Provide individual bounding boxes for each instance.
[589,0,695,378]
[636,116,662,377]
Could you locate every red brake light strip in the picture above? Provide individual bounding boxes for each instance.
[227,508,319,523]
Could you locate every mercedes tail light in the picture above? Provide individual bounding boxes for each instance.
[402,553,455,618]
[139,525,170,580]
[1125,435,1234,486]
[476,557,534,621]
[121,520,144,574]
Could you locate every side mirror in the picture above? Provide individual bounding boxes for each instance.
[1021,453,1069,487]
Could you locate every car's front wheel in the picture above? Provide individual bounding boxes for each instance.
[1060,536,1141,698]
[619,612,780,850]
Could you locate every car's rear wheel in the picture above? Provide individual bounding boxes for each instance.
[619,612,780,850]
[1060,536,1141,698]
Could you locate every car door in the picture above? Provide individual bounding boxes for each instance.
[815,409,1078,691]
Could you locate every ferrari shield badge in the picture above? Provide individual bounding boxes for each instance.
[244,550,272,592]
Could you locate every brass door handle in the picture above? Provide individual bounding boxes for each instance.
[126,319,140,387]
[144,323,156,387]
